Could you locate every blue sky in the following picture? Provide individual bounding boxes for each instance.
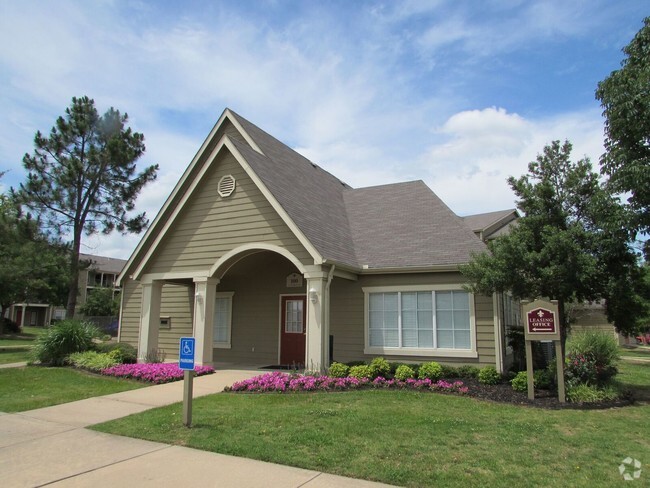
[0,1,647,258]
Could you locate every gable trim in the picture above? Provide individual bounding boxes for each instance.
[118,110,323,285]
[210,243,308,279]
[227,141,323,266]
[122,136,322,283]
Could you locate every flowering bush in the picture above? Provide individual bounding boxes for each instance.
[101,363,215,384]
[226,371,468,394]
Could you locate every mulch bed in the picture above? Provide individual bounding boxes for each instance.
[459,378,635,410]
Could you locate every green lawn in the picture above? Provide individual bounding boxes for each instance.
[0,350,31,365]
[93,360,650,488]
[619,345,650,359]
[0,367,145,412]
[0,326,47,346]
[0,326,48,364]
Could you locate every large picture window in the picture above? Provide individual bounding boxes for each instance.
[213,292,234,348]
[364,286,476,357]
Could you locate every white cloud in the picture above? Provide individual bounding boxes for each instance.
[421,107,605,215]
[0,0,632,261]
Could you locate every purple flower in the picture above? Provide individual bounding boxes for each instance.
[101,363,215,384]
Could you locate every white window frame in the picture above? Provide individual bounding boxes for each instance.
[213,292,234,349]
[363,284,478,358]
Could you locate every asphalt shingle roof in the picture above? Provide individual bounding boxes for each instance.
[462,209,516,233]
[79,253,127,274]
[229,110,486,269]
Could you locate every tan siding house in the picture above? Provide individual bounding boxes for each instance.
[118,109,511,371]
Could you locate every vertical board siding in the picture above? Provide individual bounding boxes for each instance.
[144,150,311,275]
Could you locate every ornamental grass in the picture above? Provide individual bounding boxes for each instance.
[102,363,214,384]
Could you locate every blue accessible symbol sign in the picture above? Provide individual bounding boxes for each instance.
[179,337,195,370]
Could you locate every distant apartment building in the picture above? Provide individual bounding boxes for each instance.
[5,253,127,327]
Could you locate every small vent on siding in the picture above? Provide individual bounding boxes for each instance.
[218,175,236,197]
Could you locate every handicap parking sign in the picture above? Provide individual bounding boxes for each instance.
[179,337,195,370]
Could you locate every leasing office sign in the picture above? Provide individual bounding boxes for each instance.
[523,301,560,341]
[521,299,564,402]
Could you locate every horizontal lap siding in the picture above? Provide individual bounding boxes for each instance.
[119,280,141,349]
[330,278,365,364]
[474,294,496,365]
[214,252,304,365]
[330,273,496,367]
[119,281,193,359]
[144,151,311,275]
[158,284,193,358]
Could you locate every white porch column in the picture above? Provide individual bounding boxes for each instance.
[193,277,220,366]
[138,280,163,362]
[304,266,330,372]
[20,304,26,328]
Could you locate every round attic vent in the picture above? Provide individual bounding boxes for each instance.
[218,174,236,197]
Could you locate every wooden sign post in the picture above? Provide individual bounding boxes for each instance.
[522,300,565,403]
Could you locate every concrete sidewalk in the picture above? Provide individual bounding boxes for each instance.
[0,368,396,488]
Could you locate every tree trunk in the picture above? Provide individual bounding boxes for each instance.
[65,232,82,319]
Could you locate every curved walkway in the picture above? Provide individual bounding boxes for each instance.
[0,368,396,488]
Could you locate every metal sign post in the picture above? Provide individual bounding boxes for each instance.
[179,337,196,427]
[522,300,565,403]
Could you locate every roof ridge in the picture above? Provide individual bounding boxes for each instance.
[227,109,353,190]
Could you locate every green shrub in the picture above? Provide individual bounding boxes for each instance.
[534,368,553,390]
[394,364,415,381]
[440,364,459,378]
[566,330,619,385]
[418,361,443,381]
[328,362,350,378]
[369,357,391,378]
[478,366,501,385]
[348,364,373,380]
[67,350,119,372]
[31,320,101,366]
[566,383,620,403]
[0,317,21,333]
[94,341,138,364]
[456,365,480,379]
[511,371,528,392]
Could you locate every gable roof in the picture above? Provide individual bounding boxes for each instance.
[120,109,487,282]
[344,181,486,269]
[462,209,519,241]
[79,253,126,274]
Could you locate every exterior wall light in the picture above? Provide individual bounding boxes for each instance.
[309,288,318,304]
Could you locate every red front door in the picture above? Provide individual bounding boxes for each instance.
[280,295,306,367]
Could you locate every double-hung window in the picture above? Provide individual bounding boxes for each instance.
[213,292,234,349]
[364,286,476,358]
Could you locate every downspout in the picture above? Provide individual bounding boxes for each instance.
[117,281,127,343]
[493,293,504,374]
[325,265,335,366]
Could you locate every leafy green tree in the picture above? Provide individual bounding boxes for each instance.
[0,183,69,330]
[596,17,650,248]
[79,287,119,317]
[461,140,648,347]
[15,96,158,318]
